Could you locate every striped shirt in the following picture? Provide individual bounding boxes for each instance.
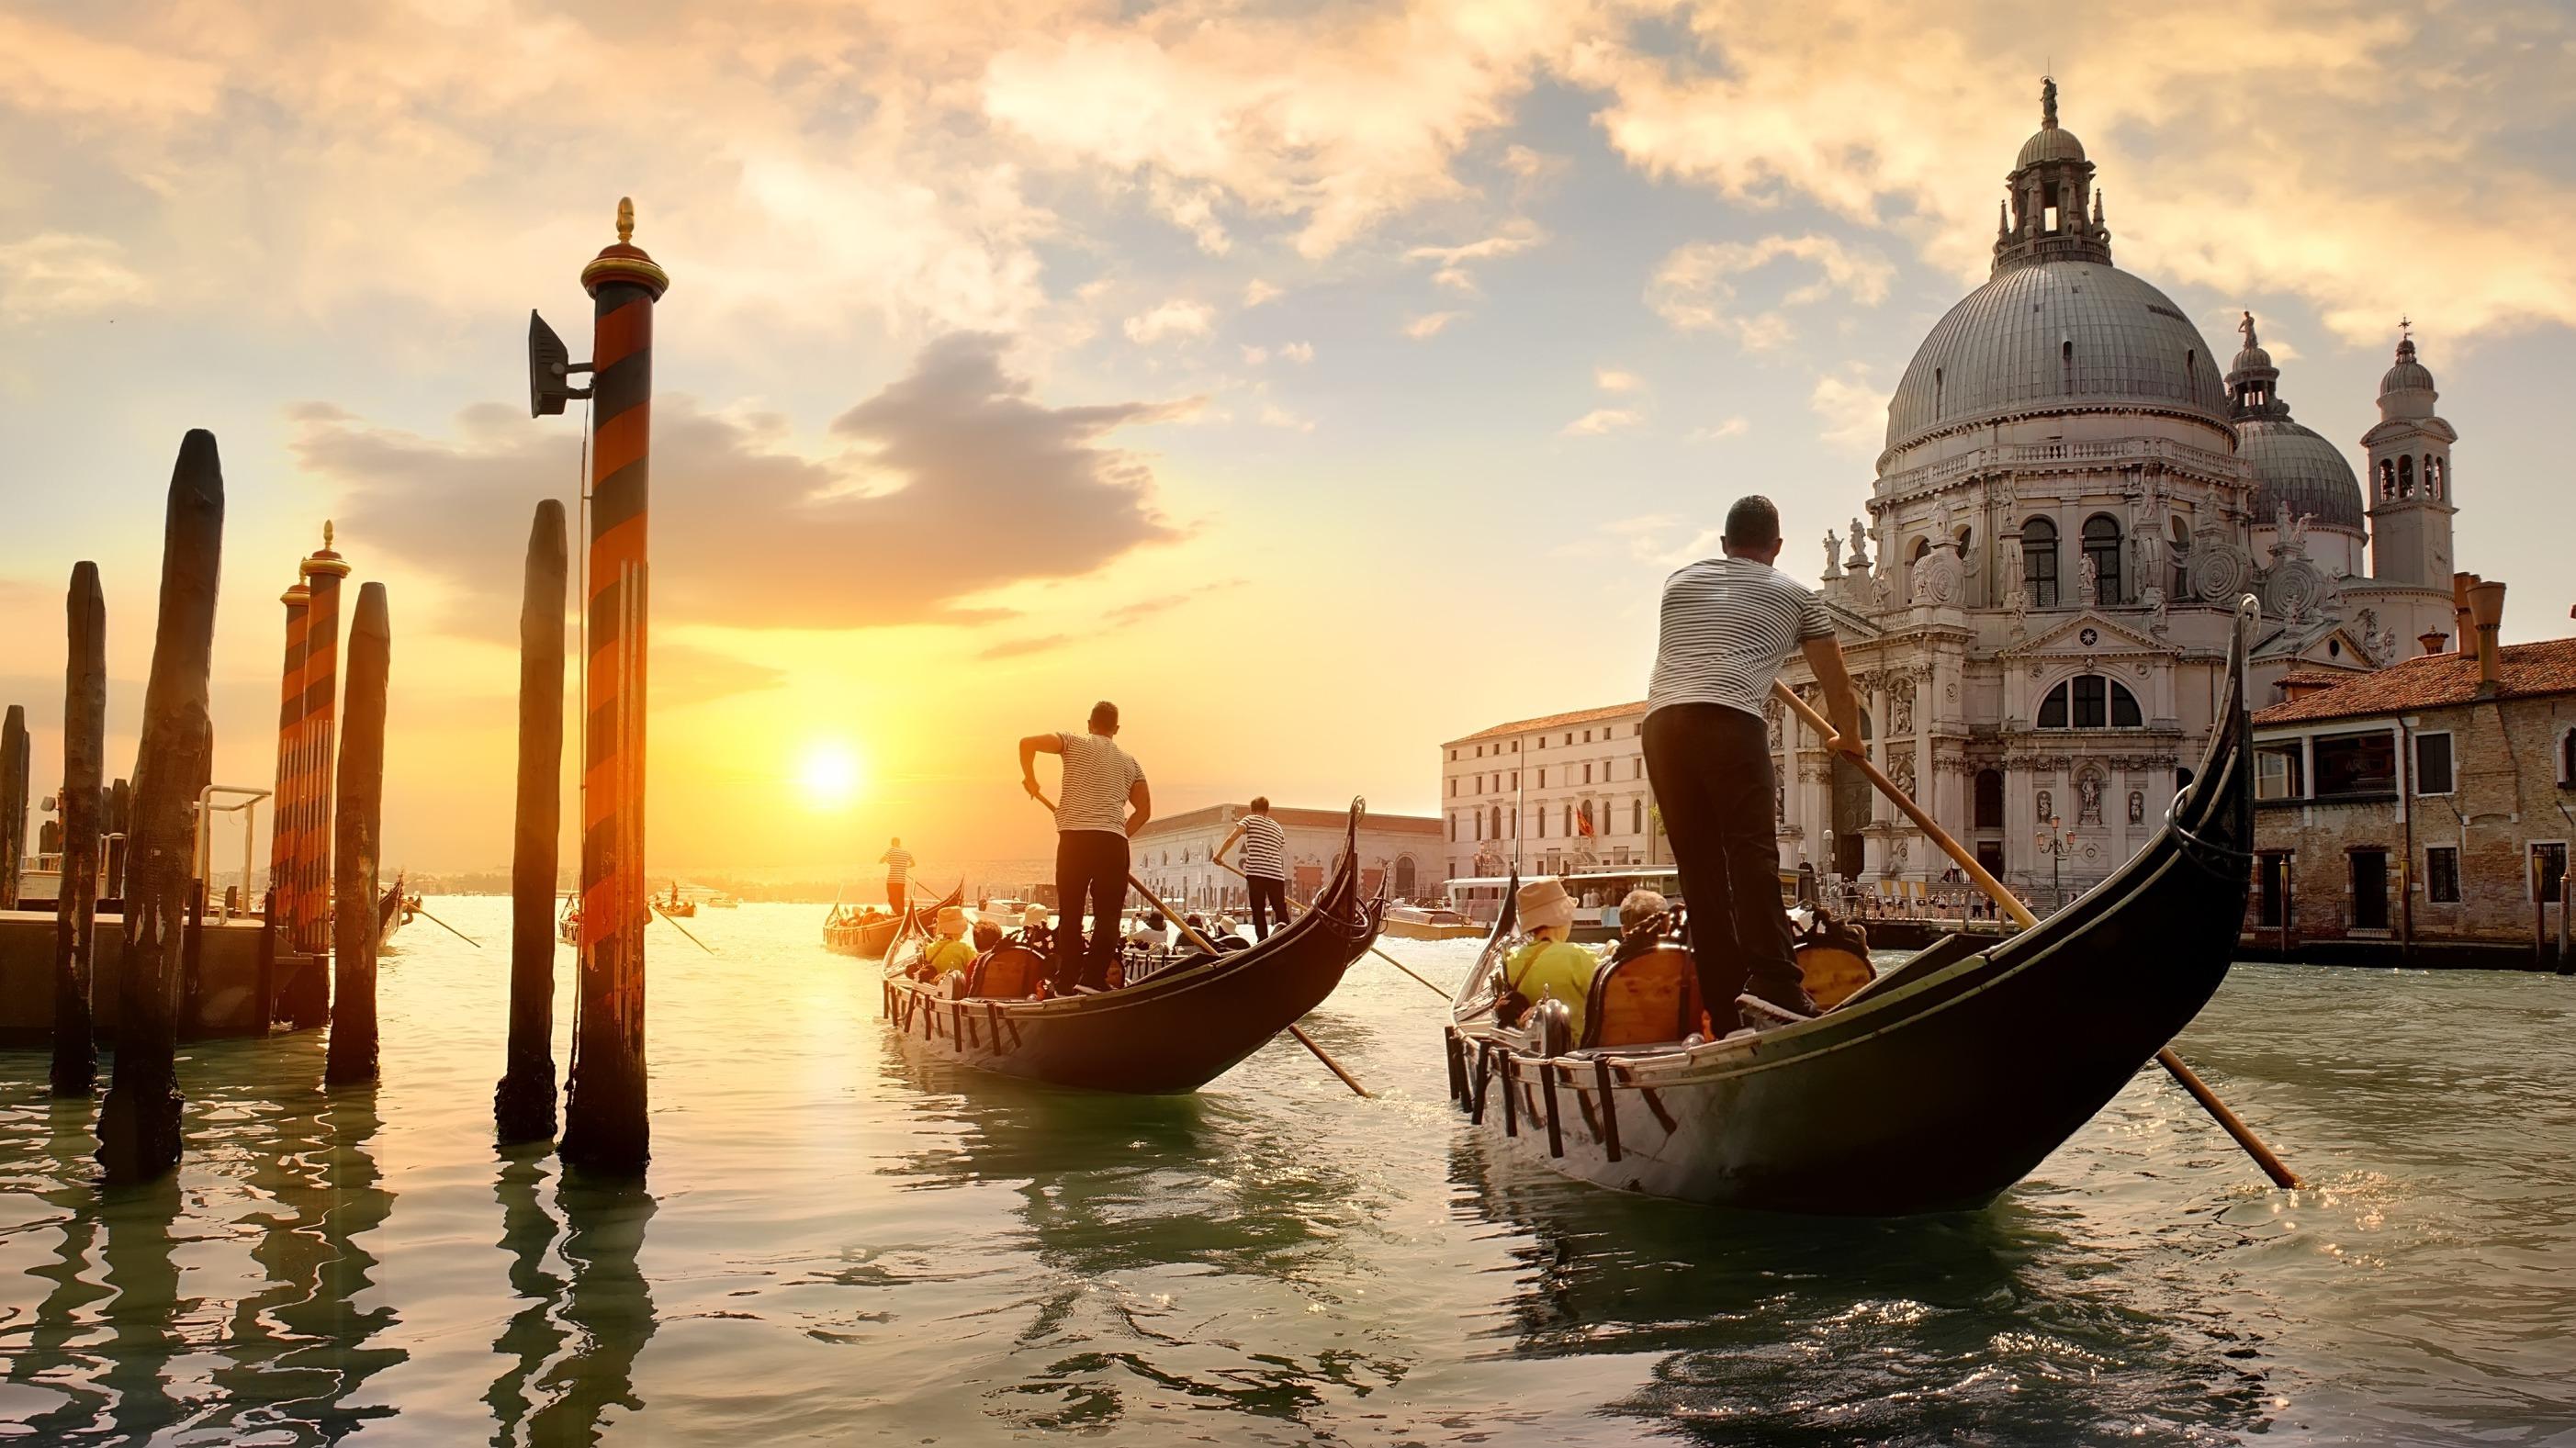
[1646,556,1833,720]
[879,847,915,884]
[1053,731,1144,836]
[1238,813,1288,881]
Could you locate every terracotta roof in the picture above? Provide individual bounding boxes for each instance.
[1446,700,1646,747]
[2253,638,2576,725]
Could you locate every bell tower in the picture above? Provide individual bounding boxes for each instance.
[2362,320,2458,588]
[1992,77,2113,275]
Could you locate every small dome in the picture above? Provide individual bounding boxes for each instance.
[2231,342,2274,375]
[2017,124,2087,169]
[2379,335,2435,397]
[2241,416,2367,531]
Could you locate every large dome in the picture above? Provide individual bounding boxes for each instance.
[2240,416,2366,530]
[1883,261,2233,456]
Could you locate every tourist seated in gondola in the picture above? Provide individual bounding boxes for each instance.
[1499,878,1602,1039]
[1125,908,1165,950]
[918,906,976,980]
[1608,888,1670,966]
[1017,903,1052,949]
[973,919,1005,953]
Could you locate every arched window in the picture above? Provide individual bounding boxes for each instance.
[2083,514,2122,604]
[2022,518,2060,608]
[2398,455,2415,497]
[2169,516,2190,598]
[1579,800,1595,835]
[2378,457,2397,498]
[2426,455,2447,499]
[2037,674,2144,729]
[1394,856,1417,898]
[1974,769,2004,830]
[1490,805,1502,840]
[1632,798,1644,834]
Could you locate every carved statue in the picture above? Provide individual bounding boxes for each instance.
[2077,771,2103,825]
[1824,528,1843,578]
[2076,553,2098,607]
[1845,517,1872,571]
[1892,679,1916,734]
[2128,790,2145,825]
[2036,788,2053,824]
[2239,309,2256,349]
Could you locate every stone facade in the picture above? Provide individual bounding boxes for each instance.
[1131,803,1445,912]
[1439,704,1655,884]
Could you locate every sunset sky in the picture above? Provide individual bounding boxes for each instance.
[3,2,2572,881]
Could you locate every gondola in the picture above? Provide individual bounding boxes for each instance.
[376,873,411,942]
[880,802,1388,1094]
[1444,610,2257,1216]
[826,882,959,959]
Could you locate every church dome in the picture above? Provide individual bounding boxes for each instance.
[2240,415,2366,531]
[1883,261,2233,455]
[2379,334,2435,397]
[2017,124,2087,169]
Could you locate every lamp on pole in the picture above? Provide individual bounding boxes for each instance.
[2034,814,2077,910]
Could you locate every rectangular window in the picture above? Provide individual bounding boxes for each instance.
[2413,733,2454,795]
[1583,730,1592,743]
[1476,745,1484,758]
[1449,778,1457,797]
[1562,804,1573,836]
[1632,799,1644,833]
[1537,768,1546,787]
[2535,843,2569,902]
[1449,814,1458,842]
[1512,771,1519,789]
[2255,745,2303,801]
[2072,676,2108,728]
[2425,846,2459,903]
[1583,762,1592,784]
[2314,731,2398,799]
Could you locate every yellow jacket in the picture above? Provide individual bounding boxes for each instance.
[923,937,976,978]
[1504,937,1599,1041]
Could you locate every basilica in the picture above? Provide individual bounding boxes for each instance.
[1440,82,2468,904]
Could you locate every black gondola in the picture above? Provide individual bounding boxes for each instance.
[825,881,959,959]
[881,802,1387,1094]
[1445,603,2260,1215]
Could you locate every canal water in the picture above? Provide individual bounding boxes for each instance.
[0,899,2571,1444]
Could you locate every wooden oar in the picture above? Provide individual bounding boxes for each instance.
[651,902,718,956]
[1031,792,1370,1098]
[409,904,482,948]
[1772,680,2300,1190]
[1208,854,1449,1000]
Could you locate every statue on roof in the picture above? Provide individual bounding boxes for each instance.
[2042,75,2058,128]
[2240,310,2257,349]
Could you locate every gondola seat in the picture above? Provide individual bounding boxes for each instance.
[968,943,1047,1000]
[1580,943,1704,1049]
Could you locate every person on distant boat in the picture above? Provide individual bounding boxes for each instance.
[1021,701,1152,993]
[1644,494,1865,1032]
[879,836,916,914]
[920,905,976,980]
[1500,877,1600,1040]
[1215,796,1293,938]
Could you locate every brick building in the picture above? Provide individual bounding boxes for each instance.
[2248,601,2576,967]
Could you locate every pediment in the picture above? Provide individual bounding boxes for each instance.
[1997,611,2176,659]
[1820,598,1886,640]
[2253,620,2375,666]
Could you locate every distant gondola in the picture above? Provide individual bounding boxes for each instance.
[881,802,1387,1094]
[1444,609,2258,1215]
[826,883,959,960]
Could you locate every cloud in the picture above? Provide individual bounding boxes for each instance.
[976,632,1074,662]
[1277,341,1313,364]
[1561,407,1644,437]
[656,644,789,708]
[1809,364,1890,457]
[0,234,149,320]
[1645,234,1893,348]
[293,332,1187,635]
[1105,578,1244,625]
[1594,366,1642,392]
[1242,278,1282,308]
[1402,310,1465,340]
[1257,403,1316,432]
[1240,344,1269,366]
[977,578,1245,659]
[1123,299,1214,344]
[1408,221,1543,294]
[1686,417,1750,443]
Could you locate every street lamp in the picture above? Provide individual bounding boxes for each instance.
[2033,814,2077,910]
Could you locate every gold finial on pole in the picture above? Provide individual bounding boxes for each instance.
[323,519,334,549]
[617,197,635,245]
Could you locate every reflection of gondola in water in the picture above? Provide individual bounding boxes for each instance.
[881,803,1385,1094]
[1445,612,2258,1215]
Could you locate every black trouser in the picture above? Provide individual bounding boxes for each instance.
[1642,702,1809,1027]
[887,881,907,913]
[1247,876,1288,938]
[1051,830,1129,990]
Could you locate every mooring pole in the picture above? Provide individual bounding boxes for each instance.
[290,527,350,1024]
[98,430,225,1184]
[325,583,390,1086]
[266,567,310,985]
[0,703,26,910]
[560,199,669,1174]
[104,778,130,902]
[497,500,567,1143]
[51,563,107,1096]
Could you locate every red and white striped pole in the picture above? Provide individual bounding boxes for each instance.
[267,571,309,958]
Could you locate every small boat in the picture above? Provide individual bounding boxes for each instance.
[826,883,959,959]
[1381,904,1482,941]
[557,892,579,946]
[1443,614,2256,1216]
[704,892,740,909]
[657,881,696,918]
[881,802,1387,1094]
[376,874,412,942]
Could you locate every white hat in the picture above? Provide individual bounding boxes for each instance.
[1021,904,1050,928]
[1516,877,1578,937]
[936,905,968,937]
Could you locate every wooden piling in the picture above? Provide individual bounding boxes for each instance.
[497,500,567,1142]
[266,571,310,968]
[98,430,225,1184]
[51,563,106,1096]
[0,703,26,909]
[560,199,669,1175]
[325,582,390,1086]
[297,526,350,961]
[104,777,130,901]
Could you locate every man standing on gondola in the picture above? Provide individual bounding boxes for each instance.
[1645,495,1865,1032]
[1215,796,1292,939]
[1020,701,1152,993]
[879,836,915,915]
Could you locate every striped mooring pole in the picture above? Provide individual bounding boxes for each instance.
[560,198,668,1175]
[266,567,309,962]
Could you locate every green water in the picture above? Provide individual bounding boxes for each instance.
[1,899,2571,1444]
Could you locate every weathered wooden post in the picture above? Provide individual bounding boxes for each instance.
[497,500,568,1142]
[267,566,309,968]
[559,199,669,1174]
[104,777,131,901]
[98,429,225,1184]
[1,703,26,909]
[325,582,390,1086]
[51,563,106,1096]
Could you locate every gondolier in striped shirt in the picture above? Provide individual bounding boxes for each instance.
[1645,495,1865,1032]
[1020,701,1153,993]
[879,836,916,913]
[1215,797,1292,939]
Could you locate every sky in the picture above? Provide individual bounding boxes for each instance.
[3,0,2573,881]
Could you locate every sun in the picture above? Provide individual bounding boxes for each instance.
[795,742,864,809]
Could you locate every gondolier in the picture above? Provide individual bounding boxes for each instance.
[1215,796,1292,939]
[1020,701,1152,993]
[879,836,915,913]
[1644,494,1864,1031]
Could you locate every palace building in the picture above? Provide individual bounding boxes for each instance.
[1442,81,2470,904]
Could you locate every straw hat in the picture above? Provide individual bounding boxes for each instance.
[1021,904,1050,929]
[936,905,968,937]
[1516,877,1578,937]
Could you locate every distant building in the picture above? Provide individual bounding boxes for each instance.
[1439,704,1655,884]
[1129,803,1444,913]
[2249,609,2576,966]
